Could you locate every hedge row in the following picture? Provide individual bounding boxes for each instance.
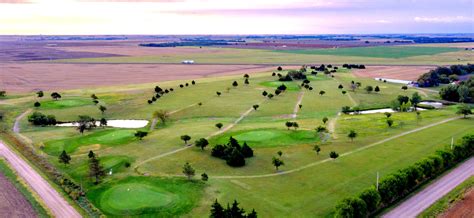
[334,133,474,217]
[1,132,101,217]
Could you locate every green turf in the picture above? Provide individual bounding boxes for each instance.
[275,46,460,58]
[44,129,136,156]
[259,81,301,91]
[212,128,318,148]
[87,177,204,216]
[39,98,93,109]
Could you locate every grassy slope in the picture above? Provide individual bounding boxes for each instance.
[0,159,50,217]
[418,176,474,218]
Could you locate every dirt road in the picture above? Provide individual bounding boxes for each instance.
[383,157,474,218]
[0,141,81,218]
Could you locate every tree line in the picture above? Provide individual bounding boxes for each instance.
[417,64,474,87]
[334,133,474,217]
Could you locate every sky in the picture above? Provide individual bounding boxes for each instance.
[0,0,473,35]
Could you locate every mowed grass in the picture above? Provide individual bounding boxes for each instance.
[87,177,205,216]
[195,119,474,217]
[44,129,136,156]
[275,46,460,58]
[213,129,318,148]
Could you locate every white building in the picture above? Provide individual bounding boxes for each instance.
[182,60,195,64]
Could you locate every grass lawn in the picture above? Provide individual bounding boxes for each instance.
[87,177,205,216]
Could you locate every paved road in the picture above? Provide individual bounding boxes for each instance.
[383,157,474,218]
[0,141,81,217]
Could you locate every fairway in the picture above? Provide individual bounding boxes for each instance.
[275,46,460,58]
[213,129,318,148]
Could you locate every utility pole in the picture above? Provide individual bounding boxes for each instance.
[451,137,454,150]
[376,171,379,191]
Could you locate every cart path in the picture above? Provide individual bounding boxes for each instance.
[150,103,197,131]
[383,157,474,218]
[135,100,266,169]
[291,91,305,119]
[0,141,81,218]
[210,116,461,179]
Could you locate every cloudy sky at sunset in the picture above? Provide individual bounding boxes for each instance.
[0,0,472,35]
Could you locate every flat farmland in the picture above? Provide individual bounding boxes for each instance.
[0,63,281,93]
[352,65,435,80]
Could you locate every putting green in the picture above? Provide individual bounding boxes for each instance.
[40,98,92,109]
[259,81,300,91]
[100,183,176,212]
[88,177,204,216]
[44,129,135,155]
[213,129,318,147]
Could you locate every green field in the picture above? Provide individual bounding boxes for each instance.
[52,45,471,65]
[275,46,460,58]
[2,65,473,217]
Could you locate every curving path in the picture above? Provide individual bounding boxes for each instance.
[0,141,81,217]
[135,100,266,169]
[291,91,305,119]
[383,157,474,218]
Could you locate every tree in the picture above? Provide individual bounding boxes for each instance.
[195,138,209,150]
[91,94,98,100]
[192,80,196,85]
[51,92,61,100]
[456,104,472,118]
[216,91,221,96]
[335,197,367,218]
[275,89,282,95]
[299,104,302,109]
[58,150,71,165]
[411,92,422,110]
[365,85,373,93]
[241,142,254,158]
[386,119,394,127]
[374,86,380,93]
[98,118,107,127]
[262,91,268,97]
[272,157,284,171]
[0,91,5,98]
[342,90,347,95]
[277,66,282,71]
[384,112,392,118]
[267,94,274,99]
[292,122,299,130]
[232,81,238,87]
[226,148,246,167]
[88,150,95,159]
[329,151,339,160]
[348,130,357,142]
[338,84,344,89]
[134,131,148,140]
[181,135,191,145]
[247,209,257,218]
[215,123,223,129]
[36,90,44,98]
[252,104,259,110]
[244,78,249,85]
[319,90,326,96]
[182,162,195,180]
[210,199,224,218]
[359,187,381,213]
[34,101,41,108]
[313,145,321,155]
[89,155,105,184]
[153,110,169,126]
[93,99,99,105]
[401,85,408,91]
[322,117,328,124]
[285,121,293,130]
[98,105,107,114]
[277,150,283,157]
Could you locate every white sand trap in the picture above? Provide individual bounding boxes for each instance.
[350,108,426,115]
[419,101,443,108]
[56,120,149,128]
